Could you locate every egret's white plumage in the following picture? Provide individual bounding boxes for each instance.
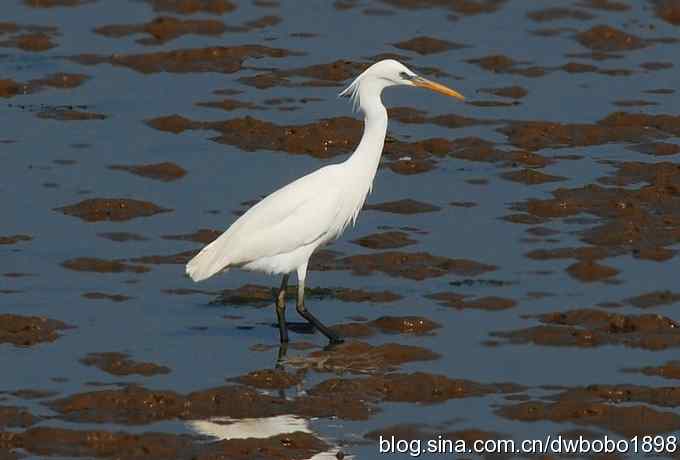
[185,59,463,343]
[185,163,348,281]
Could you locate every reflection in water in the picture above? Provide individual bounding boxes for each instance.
[187,414,311,439]
[186,415,351,459]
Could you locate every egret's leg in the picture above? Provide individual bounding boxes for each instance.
[275,274,289,343]
[295,263,343,344]
[275,343,288,371]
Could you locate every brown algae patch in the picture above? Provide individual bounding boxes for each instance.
[467,100,519,108]
[566,260,620,282]
[467,54,633,78]
[510,163,680,270]
[332,316,441,338]
[638,60,671,71]
[392,36,466,55]
[466,55,547,77]
[490,308,680,350]
[625,291,680,309]
[80,352,171,376]
[630,142,680,156]
[498,400,680,437]
[379,0,507,15]
[43,369,522,447]
[627,361,680,380]
[576,25,646,51]
[200,116,359,158]
[478,85,527,99]
[146,113,516,174]
[147,114,360,158]
[500,168,566,185]
[613,100,658,108]
[238,59,367,89]
[369,316,441,334]
[330,322,377,338]
[0,406,39,428]
[196,97,263,111]
[653,0,680,25]
[553,384,680,408]
[146,0,237,15]
[285,341,439,374]
[71,45,295,74]
[0,235,32,245]
[6,33,57,52]
[55,198,171,222]
[10,389,58,400]
[97,232,148,242]
[47,382,372,423]
[0,23,59,52]
[35,73,89,89]
[314,250,496,280]
[231,368,303,389]
[0,80,24,98]
[95,16,227,45]
[108,162,187,181]
[162,229,221,244]
[579,0,630,11]
[352,230,417,249]
[96,16,280,45]
[0,73,88,98]
[24,0,96,6]
[82,292,132,302]
[364,199,441,214]
[36,108,107,121]
[129,251,197,265]
[210,284,402,307]
[222,15,282,33]
[498,383,680,437]
[1,427,329,460]
[450,201,477,208]
[309,372,523,404]
[0,314,73,347]
[388,107,494,129]
[499,112,680,151]
[62,258,149,274]
[527,8,594,21]
[427,292,517,310]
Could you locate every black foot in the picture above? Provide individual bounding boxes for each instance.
[296,306,342,344]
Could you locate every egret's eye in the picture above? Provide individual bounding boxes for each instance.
[399,71,415,81]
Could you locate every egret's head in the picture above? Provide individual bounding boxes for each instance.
[339,59,464,111]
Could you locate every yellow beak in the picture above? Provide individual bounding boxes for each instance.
[413,76,465,101]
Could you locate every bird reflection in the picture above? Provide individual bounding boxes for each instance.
[186,415,350,459]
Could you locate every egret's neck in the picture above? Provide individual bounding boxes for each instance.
[347,88,388,185]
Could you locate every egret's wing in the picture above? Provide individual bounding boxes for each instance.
[186,165,342,281]
[228,166,338,240]
[228,186,342,265]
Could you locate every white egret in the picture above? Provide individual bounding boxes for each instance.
[186,59,464,344]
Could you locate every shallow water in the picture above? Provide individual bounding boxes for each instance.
[2,0,680,459]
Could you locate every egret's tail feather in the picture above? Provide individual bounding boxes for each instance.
[185,243,230,282]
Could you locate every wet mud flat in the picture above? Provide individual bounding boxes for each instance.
[2,0,680,459]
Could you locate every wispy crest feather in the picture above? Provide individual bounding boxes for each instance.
[338,72,363,112]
